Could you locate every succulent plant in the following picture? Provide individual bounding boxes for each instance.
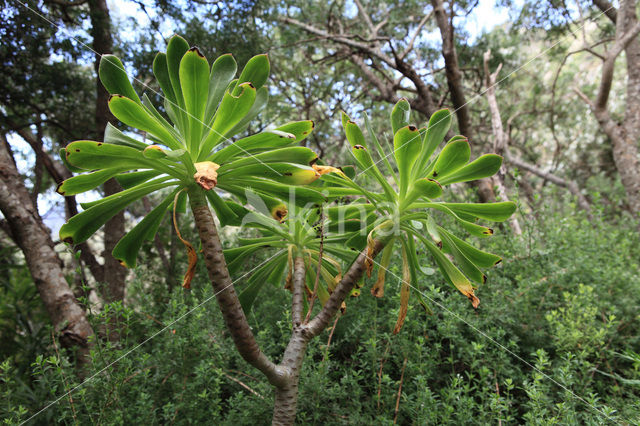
[57,35,322,278]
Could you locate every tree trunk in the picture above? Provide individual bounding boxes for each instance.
[88,0,127,303]
[431,0,496,203]
[483,50,523,235]
[0,134,94,365]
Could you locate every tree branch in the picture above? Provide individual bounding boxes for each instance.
[291,256,305,328]
[307,240,384,337]
[592,0,617,23]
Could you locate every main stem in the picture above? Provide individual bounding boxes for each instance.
[189,188,385,425]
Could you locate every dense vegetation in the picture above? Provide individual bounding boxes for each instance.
[1,0,639,424]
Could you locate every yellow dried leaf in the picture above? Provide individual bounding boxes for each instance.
[193,161,220,190]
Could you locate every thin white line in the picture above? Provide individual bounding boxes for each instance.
[353,6,615,181]
[367,254,622,425]
[21,249,286,425]
[12,0,283,176]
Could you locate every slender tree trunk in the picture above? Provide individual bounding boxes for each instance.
[0,134,94,365]
[188,187,386,424]
[431,0,496,203]
[88,0,127,303]
[483,50,523,235]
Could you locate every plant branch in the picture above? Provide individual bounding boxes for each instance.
[306,240,384,337]
[291,256,305,328]
[188,188,284,387]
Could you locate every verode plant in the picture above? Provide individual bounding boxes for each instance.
[58,35,515,425]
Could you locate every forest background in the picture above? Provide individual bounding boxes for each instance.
[1,0,639,424]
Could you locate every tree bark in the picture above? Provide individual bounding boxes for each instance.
[431,0,496,203]
[0,134,94,364]
[88,0,127,302]
[580,0,640,217]
[483,50,523,235]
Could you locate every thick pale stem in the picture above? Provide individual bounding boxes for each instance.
[188,189,285,386]
[307,240,384,337]
[291,256,305,328]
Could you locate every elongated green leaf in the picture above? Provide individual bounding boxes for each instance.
[239,253,286,313]
[116,170,162,189]
[220,178,326,206]
[205,53,238,122]
[108,95,182,150]
[233,54,269,95]
[391,98,411,135]
[416,233,479,307]
[344,119,366,148]
[394,125,422,196]
[141,94,182,142]
[103,123,147,150]
[180,47,209,150]
[417,109,451,173]
[205,190,243,227]
[439,154,503,185]
[428,139,470,179]
[404,178,442,206]
[57,167,129,196]
[364,112,397,184]
[227,86,269,136]
[153,52,176,105]
[65,141,180,180]
[165,35,190,117]
[222,147,318,172]
[59,148,84,173]
[60,180,177,244]
[210,121,314,163]
[199,82,257,159]
[350,144,396,200]
[437,228,486,284]
[112,191,176,267]
[416,204,494,237]
[99,55,141,104]
[439,202,516,222]
[438,226,501,268]
[219,162,319,185]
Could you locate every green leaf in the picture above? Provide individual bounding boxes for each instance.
[180,47,209,150]
[64,141,180,179]
[404,178,442,206]
[233,54,269,95]
[108,95,182,150]
[417,109,451,172]
[205,53,238,122]
[57,167,129,196]
[220,162,319,185]
[210,121,314,164]
[427,138,470,179]
[437,226,501,268]
[391,98,411,135]
[350,144,396,200]
[227,86,269,136]
[206,190,244,227]
[439,202,516,222]
[238,253,286,313]
[364,112,397,184]
[116,170,162,189]
[220,178,326,206]
[394,125,422,196]
[416,204,494,237]
[112,191,176,267]
[437,228,486,284]
[438,154,503,185]
[344,119,366,149]
[153,52,176,105]
[199,82,257,159]
[59,148,84,173]
[221,147,318,171]
[59,180,177,244]
[416,233,479,307]
[165,35,190,123]
[99,55,141,104]
[103,123,147,150]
